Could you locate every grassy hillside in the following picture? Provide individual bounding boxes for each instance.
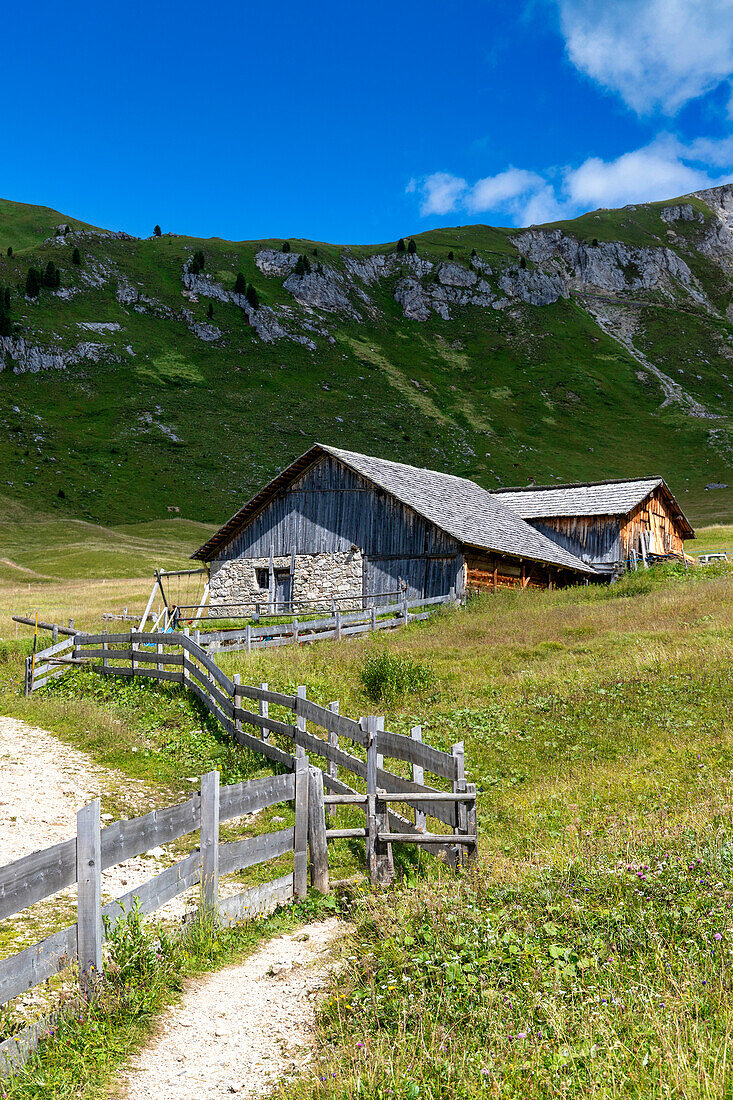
[1,191,732,533]
[2,558,732,1096]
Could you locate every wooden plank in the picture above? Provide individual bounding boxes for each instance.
[235,684,296,710]
[291,724,367,778]
[100,798,201,868]
[231,721,295,769]
[379,833,478,844]
[174,634,235,694]
[234,705,297,740]
[0,923,77,1007]
[218,827,294,876]
[101,852,200,925]
[31,635,74,661]
[76,800,102,997]
[293,753,308,900]
[184,659,235,716]
[296,697,365,745]
[322,794,368,805]
[200,771,220,912]
[307,767,329,893]
[219,773,295,822]
[377,728,457,779]
[325,828,367,839]
[29,668,68,690]
[217,873,294,926]
[94,665,183,684]
[376,768,457,828]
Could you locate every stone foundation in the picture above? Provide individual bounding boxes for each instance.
[209,550,363,615]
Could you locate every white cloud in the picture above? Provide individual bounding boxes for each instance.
[414,172,467,216]
[410,135,733,227]
[556,0,733,115]
[565,137,718,208]
[466,168,545,212]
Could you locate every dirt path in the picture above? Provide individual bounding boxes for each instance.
[119,918,346,1100]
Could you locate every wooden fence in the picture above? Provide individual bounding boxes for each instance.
[0,760,323,1077]
[179,591,457,654]
[23,629,478,881]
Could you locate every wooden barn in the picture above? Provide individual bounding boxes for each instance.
[494,477,694,575]
[192,444,596,612]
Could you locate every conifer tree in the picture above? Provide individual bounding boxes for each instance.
[153,225,162,236]
[207,303,214,319]
[294,255,306,276]
[408,239,417,254]
[246,283,259,308]
[519,255,527,269]
[25,268,41,298]
[0,288,11,337]
[6,246,12,257]
[281,241,291,253]
[396,238,406,252]
[471,248,477,259]
[43,261,58,288]
[72,247,81,265]
[234,272,247,294]
[448,250,454,260]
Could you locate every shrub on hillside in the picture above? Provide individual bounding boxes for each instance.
[234,271,247,294]
[25,266,41,298]
[360,649,436,704]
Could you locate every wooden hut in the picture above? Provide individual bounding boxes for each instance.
[493,477,694,576]
[192,444,596,612]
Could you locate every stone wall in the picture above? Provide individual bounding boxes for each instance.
[209,550,364,615]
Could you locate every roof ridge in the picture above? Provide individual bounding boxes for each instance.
[493,475,664,493]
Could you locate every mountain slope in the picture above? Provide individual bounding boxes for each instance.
[1,187,733,530]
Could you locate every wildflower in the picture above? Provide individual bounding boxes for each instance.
[356,1041,365,1048]
[715,932,723,941]
[516,1032,527,1039]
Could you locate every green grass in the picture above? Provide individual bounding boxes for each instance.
[3,546,733,1096]
[0,194,732,529]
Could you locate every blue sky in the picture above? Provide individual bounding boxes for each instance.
[3,0,733,242]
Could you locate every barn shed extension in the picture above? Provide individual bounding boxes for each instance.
[192,444,596,612]
[494,477,694,575]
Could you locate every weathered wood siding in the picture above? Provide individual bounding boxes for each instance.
[219,455,461,601]
[527,516,621,567]
[621,489,685,558]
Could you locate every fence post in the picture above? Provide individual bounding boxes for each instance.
[182,627,190,687]
[52,623,58,644]
[465,782,478,865]
[294,750,309,900]
[452,741,468,868]
[245,624,252,653]
[411,726,426,832]
[307,766,330,894]
[260,682,269,741]
[200,770,220,913]
[292,618,299,646]
[76,799,103,998]
[449,586,456,606]
[402,592,409,625]
[233,674,242,736]
[370,605,377,632]
[296,685,307,748]
[365,716,394,886]
[102,629,109,672]
[24,655,31,697]
[155,638,162,677]
[130,629,138,676]
[334,611,342,642]
[326,701,339,818]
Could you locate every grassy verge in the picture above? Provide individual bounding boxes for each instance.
[1,894,338,1100]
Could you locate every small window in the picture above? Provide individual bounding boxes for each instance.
[255,568,269,589]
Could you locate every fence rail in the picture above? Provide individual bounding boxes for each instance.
[0,761,321,1077]
[186,591,457,653]
[23,627,478,879]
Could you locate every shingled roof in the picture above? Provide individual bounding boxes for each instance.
[192,444,597,574]
[493,476,694,537]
